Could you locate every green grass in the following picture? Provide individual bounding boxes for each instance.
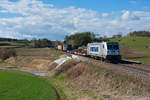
[110,36,150,53]
[128,58,150,65]
[0,41,24,47]
[110,36,150,64]
[0,71,56,100]
[47,74,68,100]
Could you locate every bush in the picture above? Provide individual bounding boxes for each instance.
[0,48,16,61]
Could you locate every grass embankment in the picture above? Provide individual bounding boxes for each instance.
[47,60,85,100]
[48,60,104,100]
[48,74,103,100]
[47,74,69,100]
[110,36,150,65]
[0,70,57,100]
[48,59,150,100]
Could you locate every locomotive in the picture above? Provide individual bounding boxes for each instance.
[87,42,121,60]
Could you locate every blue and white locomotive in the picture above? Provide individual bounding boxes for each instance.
[87,42,121,60]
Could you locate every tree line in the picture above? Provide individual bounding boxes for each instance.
[65,32,109,49]
[1,30,150,48]
[64,31,150,48]
[31,38,52,48]
[128,31,150,37]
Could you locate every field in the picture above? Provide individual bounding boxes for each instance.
[0,70,56,100]
[0,48,66,100]
[110,36,150,65]
[0,48,64,67]
[0,41,25,48]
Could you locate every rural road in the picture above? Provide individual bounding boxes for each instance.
[0,67,49,76]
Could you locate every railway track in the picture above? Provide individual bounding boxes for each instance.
[119,63,150,76]
[68,53,150,83]
[59,49,150,83]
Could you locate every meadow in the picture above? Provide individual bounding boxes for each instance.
[0,70,57,100]
[111,36,150,64]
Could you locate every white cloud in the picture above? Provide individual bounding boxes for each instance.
[101,13,109,17]
[121,10,140,20]
[133,11,150,17]
[122,10,130,20]
[0,0,150,40]
[143,6,150,10]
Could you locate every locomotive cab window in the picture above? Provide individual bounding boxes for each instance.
[107,44,119,50]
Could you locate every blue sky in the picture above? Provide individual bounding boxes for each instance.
[0,0,150,40]
[48,0,150,12]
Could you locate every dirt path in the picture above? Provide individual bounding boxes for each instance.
[0,67,49,76]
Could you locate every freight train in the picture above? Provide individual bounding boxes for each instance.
[57,41,121,61]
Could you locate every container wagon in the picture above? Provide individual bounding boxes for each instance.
[57,44,72,51]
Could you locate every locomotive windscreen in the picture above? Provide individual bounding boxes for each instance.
[107,42,119,50]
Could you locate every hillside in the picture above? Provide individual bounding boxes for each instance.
[48,59,150,100]
[110,36,150,65]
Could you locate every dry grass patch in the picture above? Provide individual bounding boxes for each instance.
[5,57,16,64]
[54,59,80,76]
[22,59,54,71]
[47,59,150,100]
[67,63,88,79]
[65,62,150,100]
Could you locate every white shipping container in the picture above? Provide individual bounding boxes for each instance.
[57,45,62,50]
